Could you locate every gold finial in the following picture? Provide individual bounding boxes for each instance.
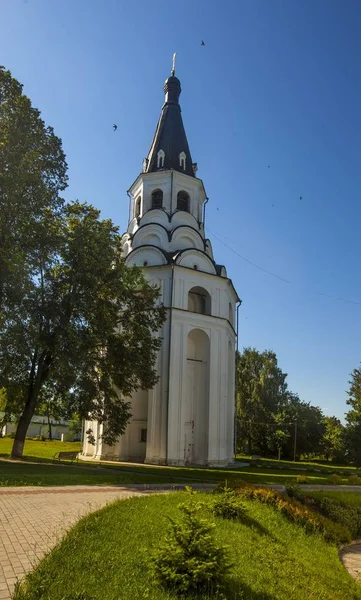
[171,52,176,76]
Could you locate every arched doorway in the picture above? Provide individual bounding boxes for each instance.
[185,329,210,464]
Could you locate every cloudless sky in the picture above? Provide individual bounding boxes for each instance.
[2,0,361,421]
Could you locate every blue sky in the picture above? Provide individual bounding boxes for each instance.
[2,0,361,421]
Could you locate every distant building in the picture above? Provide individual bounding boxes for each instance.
[1,413,79,441]
[83,65,240,466]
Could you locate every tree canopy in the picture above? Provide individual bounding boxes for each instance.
[344,363,361,465]
[0,66,68,311]
[236,348,330,461]
[0,67,166,458]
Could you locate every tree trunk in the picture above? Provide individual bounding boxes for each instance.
[11,407,35,458]
[248,432,252,456]
[47,407,52,440]
[11,353,49,458]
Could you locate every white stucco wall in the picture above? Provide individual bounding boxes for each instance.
[82,165,239,467]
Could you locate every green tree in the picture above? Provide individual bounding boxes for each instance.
[282,394,325,459]
[321,416,345,462]
[36,383,69,440]
[344,363,361,465]
[236,348,289,456]
[0,202,166,458]
[0,66,67,310]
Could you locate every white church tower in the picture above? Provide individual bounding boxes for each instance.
[83,65,240,466]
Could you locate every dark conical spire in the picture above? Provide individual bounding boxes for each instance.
[144,62,195,177]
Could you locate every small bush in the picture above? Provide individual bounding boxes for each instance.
[327,473,343,485]
[215,479,247,493]
[316,497,361,538]
[5,432,15,438]
[296,474,309,484]
[285,483,302,498]
[238,486,351,544]
[153,500,232,594]
[347,474,361,486]
[212,487,247,521]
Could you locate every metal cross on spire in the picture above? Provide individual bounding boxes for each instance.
[171,52,176,76]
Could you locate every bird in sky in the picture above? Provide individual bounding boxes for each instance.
[299,196,303,200]
[201,40,205,46]
[113,124,118,132]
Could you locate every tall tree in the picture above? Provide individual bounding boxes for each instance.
[344,363,361,465]
[280,394,325,459]
[321,416,345,462]
[236,348,289,455]
[0,66,67,310]
[0,202,166,457]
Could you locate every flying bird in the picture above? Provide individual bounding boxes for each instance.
[201,40,205,46]
[299,196,303,200]
[113,124,118,132]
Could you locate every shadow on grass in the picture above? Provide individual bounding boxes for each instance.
[228,581,278,600]
[241,515,276,539]
[167,581,278,600]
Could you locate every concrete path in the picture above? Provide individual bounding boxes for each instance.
[341,541,361,582]
[0,485,153,600]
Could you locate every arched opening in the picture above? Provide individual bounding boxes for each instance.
[188,286,211,315]
[157,149,165,169]
[179,151,186,171]
[151,189,163,209]
[135,196,141,218]
[177,191,190,212]
[185,329,210,464]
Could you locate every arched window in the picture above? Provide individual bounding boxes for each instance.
[157,149,165,169]
[177,190,190,212]
[135,196,141,218]
[179,151,186,171]
[188,286,211,315]
[151,189,163,209]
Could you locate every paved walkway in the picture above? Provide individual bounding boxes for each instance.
[341,541,361,582]
[0,485,153,600]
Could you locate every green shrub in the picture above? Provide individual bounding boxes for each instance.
[152,501,232,594]
[5,432,15,438]
[215,479,247,493]
[296,475,309,484]
[348,474,361,486]
[238,486,351,545]
[328,473,343,485]
[317,497,361,538]
[212,487,247,521]
[285,483,302,498]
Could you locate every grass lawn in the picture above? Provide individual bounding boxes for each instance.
[0,461,179,486]
[2,457,355,487]
[1,438,359,487]
[0,437,82,460]
[14,491,361,600]
[237,454,358,473]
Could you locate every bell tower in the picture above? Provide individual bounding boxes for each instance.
[83,62,240,466]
